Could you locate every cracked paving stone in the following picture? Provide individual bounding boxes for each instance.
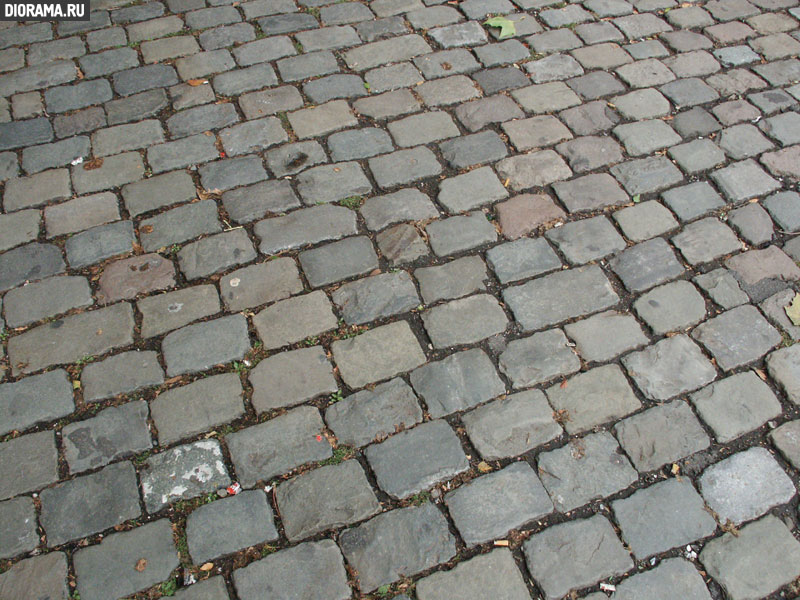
[725,245,800,302]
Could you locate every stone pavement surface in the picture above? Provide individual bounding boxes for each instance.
[2,0,800,597]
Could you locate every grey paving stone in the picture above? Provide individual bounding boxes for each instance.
[299,236,378,287]
[325,378,421,447]
[249,346,337,412]
[610,238,685,293]
[344,33,431,71]
[693,304,781,371]
[187,490,278,563]
[765,191,800,232]
[429,20,488,47]
[613,200,679,243]
[340,503,456,593]
[485,236,559,286]
[426,211,497,257]
[772,420,800,470]
[122,170,195,217]
[139,201,221,253]
[3,275,92,328]
[232,35,296,66]
[365,62,423,93]
[615,400,711,472]
[369,146,442,189]
[333,271,419,325]
[416,548,531,600]
[0,431,58,500]
[239,86,303,121]
[147,133,219,174]
[415,256,487,304]
[414,48,479,80]
[40,461,140,545]
[760,288,800,341]
[222,180,300,224]
[504,265,619,331]
[768,344,800,405]
[614,119,681,156]
[44,193,118,239]
[257,12,318,35]
[0,117,53,151]
[378,224,428,265]
[366,419,468,498]
[634,280,707,335]
[661,182,725,223]
[8,303,134,376]
[265,140,327,178]
[711,158,781,202]
[545,364,640,435]
[0,242,65,294]
[437,166,508,213]
[524,515,633,600]
[0,369,73,437]
[112,63,178,97]
[328,127,393,162]
[138,284,221,338]
[3,168,72,212]
[0,496,38,559]
[360,190,437,232]
[151,374,244,445]
[71,152,145,196]
[353,88,420,120]
[726,245,800,302]
[552,173,628,214]
[74,519,178,600]
[234,539,350,600]
[0,553,67,600]
[62,399,151,473]
[198,155,268,192]
[142,440,230,512]
[701,514,800,600]
[166,103,238,141]
[503,115,572,152]
[695,268,750,310]
[565,311,648,363]
[255,204,357,254]
[672,106,721,139]
[277,460,380,541]
[162,314,250,376]
[691,371,781,443]
[623,334,716,401]
[546,215,626,264]
[44,79,113,114]
[177,229,257,280]
[613,478,717,558]
[220,258,302,311]
[226,406,331,486]
[463,390,562,460]
[700,447,795,525]
[500,329,580,388]
[538,431,638,512]
[296,161,372,205]
[172,576,229,600]
[199,22,256,51]
[64,220,135,269]
[410,348,505,418]
[610,155,684,195]
[456,95,525,131]
[612,558,712,600]
[22,135,90,174]
[422,294,508,349]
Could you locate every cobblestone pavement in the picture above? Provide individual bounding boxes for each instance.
[3,0,800,598]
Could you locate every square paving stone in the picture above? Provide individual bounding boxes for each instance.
[187,490,278,564]
[499,329,580,388]
[151,373,244,446]
[365,419,469,499]
[81,350,164,402]
[219,258,302,312]
[726,245,800,301]
[73,519,179,600]
[668,139,727,175]
[771,420,800,470]
[376,223,429,265]
[692,304,781,371]
[333,320,426,389]
[438,129,508,169]
[496,149,572,191]
[545,215,626,264]
[633,280,707,334]
[138,285,221,339]
[249,346,337,413]
[610,156,684,195]
[226,406,331,486]
[41,461,140,546]
[612,88,671,120]
[410,348,505,418]
[62,400,152,473]
[512,82,581,114]
[545,364,640,435]
[502,115,573,151]
[560,100,621,135]
[612,478,717,558]
[615,400,711,472]
[252,291,337,350]
[299,236,379,287]
[422,294,508,349]
[613,200,679,242]
[325,378,422,447]
[360,189,438,232]
[764,191,800,232]
[296,161,372,205]
[661,181,725,222]
[0,496,38,559]
[524,515,633,600]
[700,515,800,600]
[552,173,628,213]
[462,390,562,460]
[614,119,682,156]
[162,314,250,377]
[699,447,795,525]
[0,431,59,500]
[276,460,380,541]
[611,558,712,600]
[416,548,531,600]
[0,552,68,600]
[718,123,775,159]
[691,371,781,443]
[3,275,93,328]
[172,576,229,600]
[495,193,566,239]
[437,166,508,213]
[332,271,420,325]
[538,431,638,512]
[487,237,562,284]
[696,269,750,310]
[177,229,257,280]
[623,334,716,400]
[234,539,351,600]
[255,205,357,255]
[445,462,552,545]
[711,158,781,202]
[609,238,685,293]
[0,369,74,436]
[767,344,800,404]
[141,440,230,513]
[564,311,649,363]
[64,220,136,269]
[504,265,619,331]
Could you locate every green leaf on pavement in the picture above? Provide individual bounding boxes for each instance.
[484,16,516,39]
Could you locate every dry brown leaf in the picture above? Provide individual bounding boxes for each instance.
[134,558,147,572]
[200,562,214,571]
[83,157,104,170]
[477,461,492,473]
[187,79,208,86]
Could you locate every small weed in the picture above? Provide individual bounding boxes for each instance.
[0,330,9,342]
[485,213,496,221]
[203,492,218,504]
[260,544,277,557]
[364,81,371,91]
[160,578,178,596]
[782,331,794,347]
[75,355,96,366]
[409,491,431,505]
[339,196,363,210]
[375,584,392,597]
[175,530,190,560]
[70,593,81,600]
[329,389,345,404]
[232,361,249,374]
[276,111,290,129]
[530,51,544,60]
[215,424,235,437]
[167,244,181,256]
[127,40,141,48]
[320,445,355,465]
[293,39,304,53]
[134,451,151,465]
[306,5,320,18]
[303,335,319,346]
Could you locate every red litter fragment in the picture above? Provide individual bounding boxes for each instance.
[226,482,242,495]
[316,435,323,442]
